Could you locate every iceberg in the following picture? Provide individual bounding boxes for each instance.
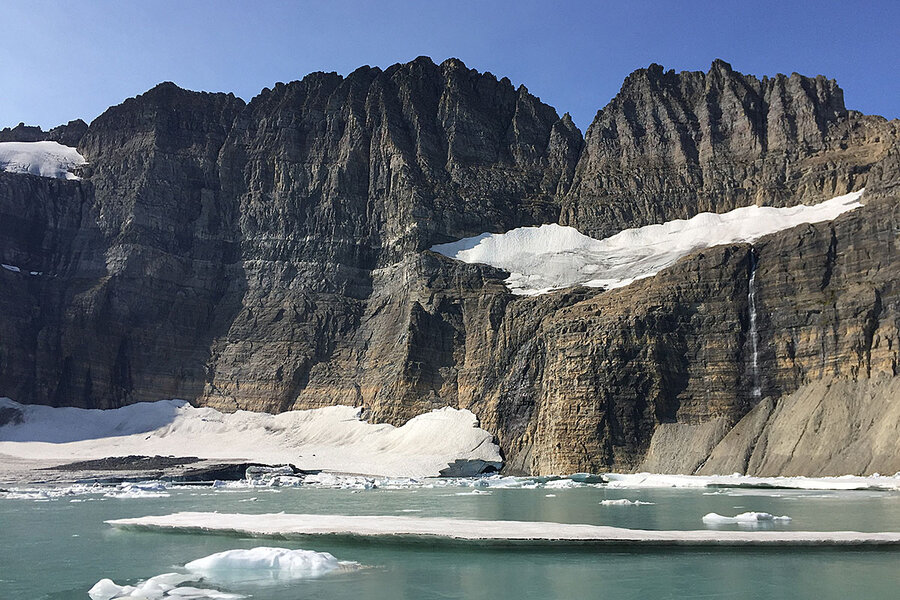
[88,572,241,600]
[703,512,792,525]
[185,547,356,580]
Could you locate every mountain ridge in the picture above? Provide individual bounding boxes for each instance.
[1,57,897,476]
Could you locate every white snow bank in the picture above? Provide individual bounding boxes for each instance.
[88,572,242,600]
[603,471,900,491]
[107,512,900,547]
[599,499,654,506]
[0,141,86,180]
[702,512,791,525]
[185,547,356,579]
[0,398,501,478]
[431,190,864,295]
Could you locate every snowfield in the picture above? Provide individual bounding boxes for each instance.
[0,398,501,478]
[0,141,87,180]
[432,190,865,295]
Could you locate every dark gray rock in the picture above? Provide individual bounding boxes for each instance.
[1,58,898,476]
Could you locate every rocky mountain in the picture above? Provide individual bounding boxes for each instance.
[1,57,897,476]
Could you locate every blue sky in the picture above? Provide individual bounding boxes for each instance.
[2,0,898,132]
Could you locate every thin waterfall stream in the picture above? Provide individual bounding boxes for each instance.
[748,249,761,399]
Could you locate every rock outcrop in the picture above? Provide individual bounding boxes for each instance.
[0,120,89,147]
[562,60,898,238]
[1,58,898,476]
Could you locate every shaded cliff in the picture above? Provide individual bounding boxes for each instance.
[1,58,898,476]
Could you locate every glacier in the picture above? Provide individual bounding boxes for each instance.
[432,190,865,295]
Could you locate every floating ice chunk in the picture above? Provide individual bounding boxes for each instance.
[104,482,170,499]
[599,499,655,506]
[0,141,87,180]
[185,547,355,580]
[88,578,125,600]
[2,482,107,501]
[301,472,378,489]
[87,572,239,600]
[702,512,792,525]
[432,190,864,295]
[1,264,21,272]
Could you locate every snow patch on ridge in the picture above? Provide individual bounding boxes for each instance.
[0,398,501,478]
[0,141,86,180]
[431,190,865,295]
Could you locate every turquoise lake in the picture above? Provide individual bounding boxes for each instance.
[1,480,899,599]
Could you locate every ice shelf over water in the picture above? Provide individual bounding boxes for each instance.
[107,512,900,547]
[0,398,501,478]
[431,190,865,295]
[0,141,86,180]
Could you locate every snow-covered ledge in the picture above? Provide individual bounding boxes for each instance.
[0,141,87,180]
[432,190,864,295]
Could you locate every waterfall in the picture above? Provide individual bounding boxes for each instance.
[748,249,761,399]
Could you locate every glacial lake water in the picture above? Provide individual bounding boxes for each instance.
[2,479,899,599]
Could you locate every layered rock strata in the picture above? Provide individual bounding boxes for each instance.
[0,58,897,476]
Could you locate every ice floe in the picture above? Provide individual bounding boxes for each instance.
[602,472,900,491]
[106,512,900,547]
[88,572,241,600]
[431,190,864,295]
[599,499,655,506]
[103,482,171,499]
[703,512,792,526]
[0,397,501,478]
[0,141,86,180]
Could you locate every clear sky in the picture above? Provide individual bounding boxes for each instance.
[2,0,898,133]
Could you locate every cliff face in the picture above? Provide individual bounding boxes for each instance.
[1,58,898,476]
[562,60,897,238]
